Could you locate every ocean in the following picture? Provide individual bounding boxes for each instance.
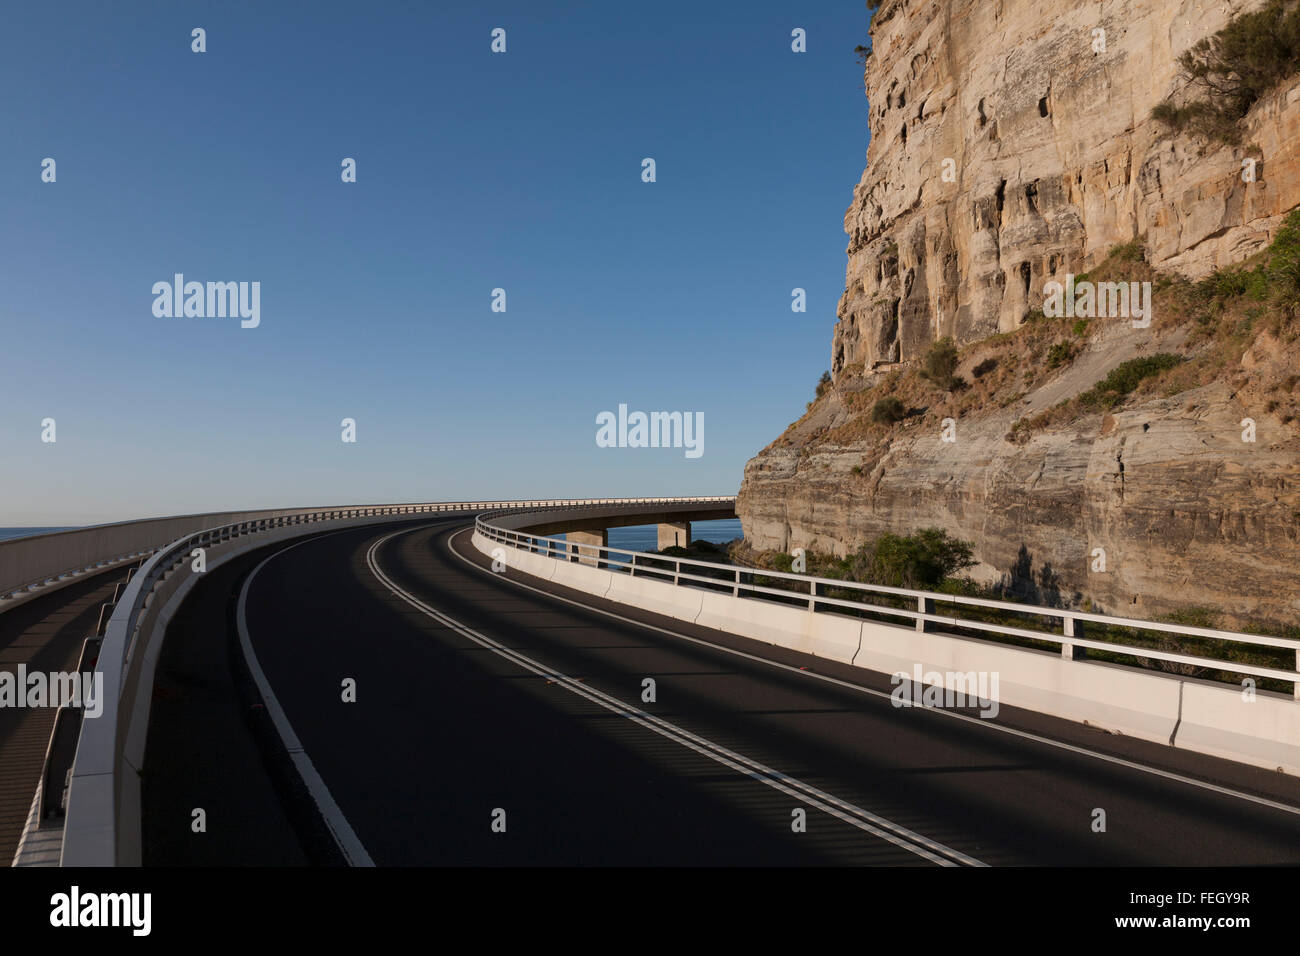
[602,517,742,566]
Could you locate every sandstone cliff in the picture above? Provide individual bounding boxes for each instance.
[738,0,1300,628]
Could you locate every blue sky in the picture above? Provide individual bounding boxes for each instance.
[0,0,871,525]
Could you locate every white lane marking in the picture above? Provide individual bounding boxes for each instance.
[239,532,379,867]
[449,529,1300,820]
[368,529,983,867]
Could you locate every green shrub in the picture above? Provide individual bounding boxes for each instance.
[1268,208,1300,309]
[1246,265,1270,301]
[1206,268,1251,299]
[1046,341,1077,369]
[815,370,833,400]
[848,528,976,590]
[1109,240,1146,262]
[920,337,961,390]
[1079,353,1183,410]
[1151,99,1238,142]
[1193,261,1272,306]
[1150,100,1181,127]
[1071,318,1090,337]
[1152,0,1300,143]
[871,395,906,423]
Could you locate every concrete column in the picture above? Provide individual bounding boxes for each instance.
[657,521,691,550]
[568,529,608,567]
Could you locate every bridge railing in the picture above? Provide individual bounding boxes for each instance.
[476,515,1300,699]
[57,495,733,865]
[0,497,730,606]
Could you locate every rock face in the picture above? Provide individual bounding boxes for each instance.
[739,376,1300,627]
[738,0,1300,628]
[833,0,1300,377]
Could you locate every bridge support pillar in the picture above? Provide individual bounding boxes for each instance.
[568,530,607,568]
[657,521,691,550]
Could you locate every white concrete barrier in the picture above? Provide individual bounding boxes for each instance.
[852,623,1183,747]
[550,560,614,597]
[1176,680,1300,773]
[696,591,864,664]
[476,532,1300,776]
[605,573,705,624]
[493,541,559,582]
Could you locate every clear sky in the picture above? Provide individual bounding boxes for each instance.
[0,0,872,525]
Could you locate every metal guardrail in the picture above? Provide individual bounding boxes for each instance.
[0,497,735,604]
[2,549,155,602]
[477,515,1300,698]
[108,497,736,668]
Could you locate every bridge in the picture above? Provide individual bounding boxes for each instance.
[3,496,1298,867]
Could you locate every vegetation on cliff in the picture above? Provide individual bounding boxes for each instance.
[1011,210,1300,438]
[781,210,1300,453]
[1152,0,1300,143]
[757,527,976,590]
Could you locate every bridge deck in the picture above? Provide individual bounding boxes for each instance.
[0,567,125,862]
[137,519,1300,865]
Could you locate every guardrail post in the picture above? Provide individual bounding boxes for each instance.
[916,595,932,633]
[673,560,680,586]
[808,580,817,611]
[1062,617,1084,660]
[733,567,740,597]
[1295,649,1299,701]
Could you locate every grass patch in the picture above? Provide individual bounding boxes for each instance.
[1078,354,1184,411]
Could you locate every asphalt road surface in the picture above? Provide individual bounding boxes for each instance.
[141,519,1300,865]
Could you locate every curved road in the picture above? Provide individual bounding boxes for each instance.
[143,518,1300,865]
